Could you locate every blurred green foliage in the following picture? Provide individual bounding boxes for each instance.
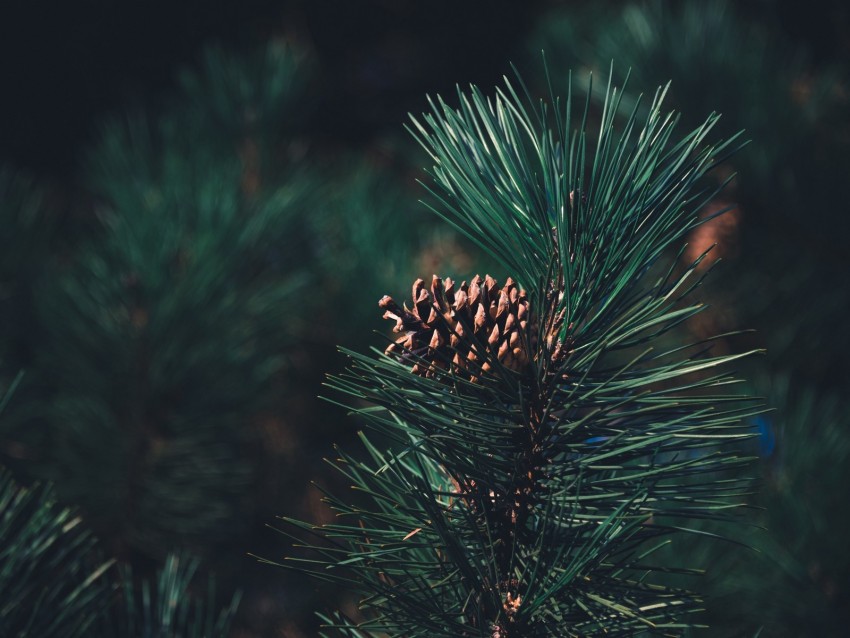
[693,377,850,637]
[530,1,850,635]
[0,38,448,636]
[23,43,315,556]
[0,458,240,636]
[0,170,59,472]
[105,553,240,638]
[0,467,113,637]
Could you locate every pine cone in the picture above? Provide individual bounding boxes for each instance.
[379,274,566,380]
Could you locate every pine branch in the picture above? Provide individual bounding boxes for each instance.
[276,68,760,637]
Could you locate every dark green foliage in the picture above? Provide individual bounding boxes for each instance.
[34,128,309,553]
[275,70,759,636]
[0,169,57,455]
[529,0,850,384]
[106,553,240,638]
[686,377,850,638]
[21,43,314,556]
[530,0,839,160]
[175,42,309,149]
[530,4,850,634]
[0,169,55,287]
[0,465,240,638]
[309,164,443,346]
[1,374,239,636]
[0,468,114,638]
[745,380,850,636]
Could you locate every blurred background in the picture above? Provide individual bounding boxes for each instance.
[0,0,848,635]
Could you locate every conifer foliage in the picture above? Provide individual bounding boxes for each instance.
[27,42,313,557]
[0,467,113,638]
[106,553,240,638]
[275,70,760,636]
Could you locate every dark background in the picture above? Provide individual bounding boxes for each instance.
[1,0,847,177]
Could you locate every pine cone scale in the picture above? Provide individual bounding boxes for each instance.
[381,273,566,380]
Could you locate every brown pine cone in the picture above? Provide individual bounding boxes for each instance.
[379,274,566,380]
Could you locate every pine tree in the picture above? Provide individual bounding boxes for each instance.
[271,69,760,636]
